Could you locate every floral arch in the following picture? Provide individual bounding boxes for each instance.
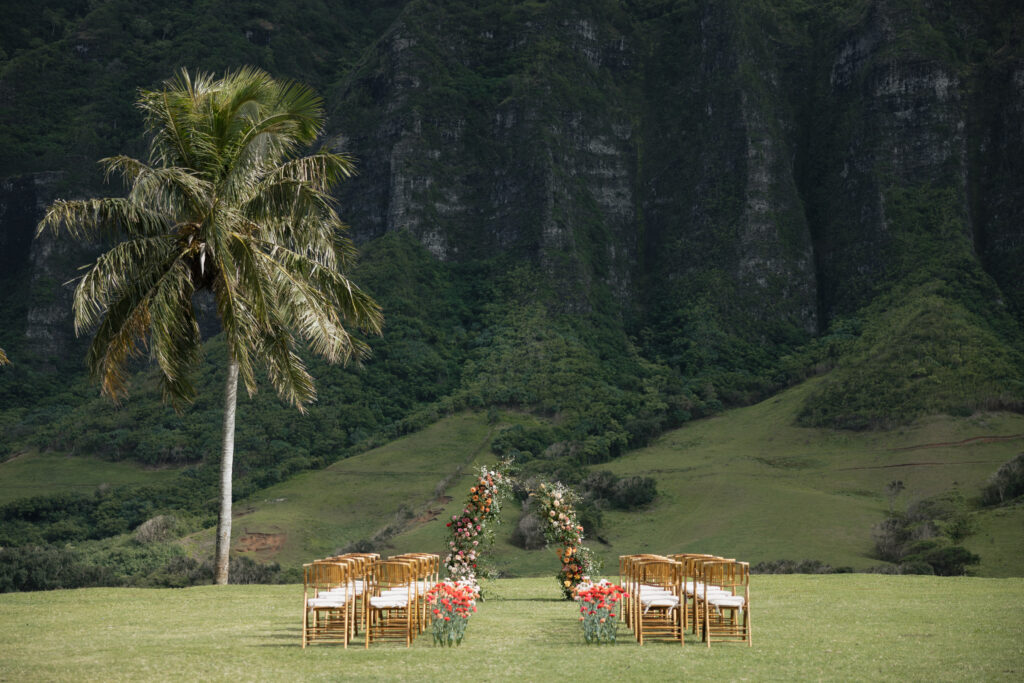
[443,462,596,599]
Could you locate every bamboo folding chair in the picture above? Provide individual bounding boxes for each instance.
[618,556,633,627]
[329,552,378,637]
[685,555,733,637]
[670,553,717,633]
[701,560,751,647]
[389,553,437,634]
[622,554,669,634]
[301,560,351,648]
[634,559,684,646]
[365,560,416,648]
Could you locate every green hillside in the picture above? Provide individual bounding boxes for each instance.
[0,451,180,506]
[209,379,1024,577]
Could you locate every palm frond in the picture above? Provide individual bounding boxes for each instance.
[241,185,343,267]
[100,156,210,218]
[148,260,201,409]
[210,242,259,398]
[254,243,383,361]
[79,240,191,403]
[257,314,316,411]
[37,198,168,241]
[72,235,176,334]
[265,153,357,191]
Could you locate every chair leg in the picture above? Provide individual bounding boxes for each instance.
[302,607,308,648]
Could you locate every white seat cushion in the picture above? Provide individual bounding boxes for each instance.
[308,597,347,608]
[709,595,745,608]
[370,596,408,609]
[641,595,680,614]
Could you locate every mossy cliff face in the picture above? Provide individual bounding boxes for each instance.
[330,1,641,317]
[330,0,820,372]
[805,2,968,318]
[973,55,1024,319]
[0,0,1022,432]
[0,172,85,361]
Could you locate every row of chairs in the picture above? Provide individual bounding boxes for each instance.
[302,552,440,648]
[619,553,751,647]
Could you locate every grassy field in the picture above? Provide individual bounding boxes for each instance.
[230,379,1024,576]
[584,379,1024,576]
[0,451,181,505]
[0,576,1021,681]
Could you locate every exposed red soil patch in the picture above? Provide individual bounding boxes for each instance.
[411,496,455,524]
[236,532,286,553]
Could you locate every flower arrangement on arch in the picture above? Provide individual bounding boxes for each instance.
[443,462,513,583]
[533,482,596,599]
[575,579,628,644]
[425,580,480,646]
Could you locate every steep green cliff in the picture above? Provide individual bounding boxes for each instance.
[1,0,1022,481]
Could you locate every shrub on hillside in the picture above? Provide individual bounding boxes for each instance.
[981,453,1024,506]
[509,511,547,550]
[752,559,849,574]
[873,490,981,576]
[580,471,656,510]
[132,515,178,544]
[0,546,113,592]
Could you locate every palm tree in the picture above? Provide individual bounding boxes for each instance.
[37,67,383,584]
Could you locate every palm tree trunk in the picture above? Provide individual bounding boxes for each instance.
[214,360,239,585]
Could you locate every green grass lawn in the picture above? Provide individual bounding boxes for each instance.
[0,576,1021,681]
[0,451,181,505]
